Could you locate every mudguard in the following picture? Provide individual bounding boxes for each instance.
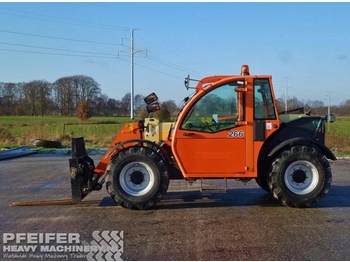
[105,139,172,162]
[267,137,337,160]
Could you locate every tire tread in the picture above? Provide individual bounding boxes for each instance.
[268,145,332,208]
[105,146,169,210]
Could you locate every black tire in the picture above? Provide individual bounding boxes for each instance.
[106,147,169,210]
[268,145,332,208]
[256,160,272,192]
[255,176,270,192]
[31,139,62,148]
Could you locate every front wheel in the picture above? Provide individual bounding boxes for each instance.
[106,147,169,210]
[268,146,332,208]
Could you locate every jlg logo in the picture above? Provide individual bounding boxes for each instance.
[228,130,244,138]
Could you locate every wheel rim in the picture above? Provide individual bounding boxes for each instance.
[284,160,319,195]
[119,162,155,196]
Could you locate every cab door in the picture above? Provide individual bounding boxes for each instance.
[172,80,249,178]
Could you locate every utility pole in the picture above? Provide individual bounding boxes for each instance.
[122,28,146,119]
[327,91,331,122]
[130,28,136,120]
[281,77,293,113]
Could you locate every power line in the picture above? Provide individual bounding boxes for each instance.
[146,55,205,77]
[0,8,206,90]
[113,56,186,80]
[0,46,187,79]
[0,32,202,81]
[0,11,206,80]
[138,32,211,75]
[0,48,115,59]
[0,41,118,57]
[0,8,127,31]
[0,29,119,46]
[135,62,183,79]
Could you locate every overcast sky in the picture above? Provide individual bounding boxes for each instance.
[0,2,349,106]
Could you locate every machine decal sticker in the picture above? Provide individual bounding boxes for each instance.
[228,130,244,138]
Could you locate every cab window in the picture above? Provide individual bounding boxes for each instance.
[254,79,276,119]
[181,81,242,133]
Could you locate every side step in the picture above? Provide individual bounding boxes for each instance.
[200,178,228,193]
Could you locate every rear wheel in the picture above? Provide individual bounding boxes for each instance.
[106,147,169,210]
[268,146,332,207]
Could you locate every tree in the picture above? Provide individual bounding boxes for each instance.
[23,81,40,116]
[1,82,18,115]
[53,75,101,116]
[287,96,303,111]
[304,99,326,115]
[338,99,350,115]
[134,94,145,115]
[35,80,51,116]
[23,80,51,116]
[120,93,131,116]
[197,94,224,116]
[53,77,74,116]
[14,82,26,116]
[106,98,118,116]
[76,100,90,121]
[72,75,101,110]
[160,100,179,115]
[154,104,171,122]
[95,94,109,116]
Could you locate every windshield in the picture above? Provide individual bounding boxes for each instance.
[180,81,243,133]
[173,92,196,124]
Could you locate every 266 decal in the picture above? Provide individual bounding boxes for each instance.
[228,130,244,138]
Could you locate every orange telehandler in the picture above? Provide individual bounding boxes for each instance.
[65,65,335,209]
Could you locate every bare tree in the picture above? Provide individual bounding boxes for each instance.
[338,99,350,115]
[134,94,145,115]
[23,80,51,116]
[53,77,74,116]
[71,75,101,109]
[23,81,40,116]
[106,98,118,116]
[120,93,131,116]
[1,82,18,115]
[14,82,26,115]
[37,80,51,116]
[94,94,109,116]
[53,75,100,116]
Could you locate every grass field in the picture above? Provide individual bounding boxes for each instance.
[0,115,349,156]
[0,116,131,149]
[325,116,350,156]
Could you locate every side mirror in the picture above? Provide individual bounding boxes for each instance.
[147,102,160,113]
[144,93,158,105]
